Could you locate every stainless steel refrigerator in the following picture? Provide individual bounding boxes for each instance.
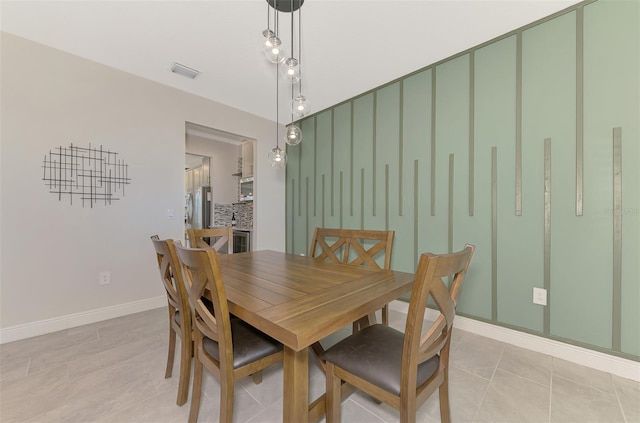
[186,186,211,230]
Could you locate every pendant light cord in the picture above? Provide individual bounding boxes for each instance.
[290,0,295,59]
[298,4,302,94]
[290,0,294,124]
[266,1,270,33]
[276,39,280,149]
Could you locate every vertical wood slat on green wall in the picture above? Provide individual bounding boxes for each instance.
[469,51,475,217]
[333,103,352,228]
[439,53,491,319]
[544,138,551,336]
[583,0,639,357]
[515,32,523,217]
[353,94,374,232]
[521,13,577,336]
[491,147,498,321]
[286,0,639,360]
[575,6,584,217]
[612,127,622,351]
[372,83,400,233]
[286,131,301,254]
[403,71,431,273]
[291,115,315,238]
[475,35,516,324]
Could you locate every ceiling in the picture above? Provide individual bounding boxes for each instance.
[1,0,581,124]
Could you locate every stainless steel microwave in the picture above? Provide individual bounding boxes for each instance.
[240,177,253,201]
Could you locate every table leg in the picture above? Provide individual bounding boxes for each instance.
[354,311,378,331]
[283,347,309,423]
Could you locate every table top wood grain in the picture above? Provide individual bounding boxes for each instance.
[216,250,415,351]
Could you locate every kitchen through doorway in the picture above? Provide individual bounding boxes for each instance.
[184,122,256,250]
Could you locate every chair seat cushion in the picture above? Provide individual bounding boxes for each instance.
[202,319,283,369]
[323,324,440,396]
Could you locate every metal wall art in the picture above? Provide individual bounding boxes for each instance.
[42,143,131,207]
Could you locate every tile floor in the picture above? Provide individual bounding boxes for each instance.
[1,308,638,423]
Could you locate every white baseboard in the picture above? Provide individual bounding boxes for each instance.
[0,296,167,345]
[389,300,640,382]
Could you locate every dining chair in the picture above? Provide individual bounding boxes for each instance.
[187,227,233,253]
[150,236,193,406]
[174,244,283,423]
[323,244,475,423]
[310,227,394,328]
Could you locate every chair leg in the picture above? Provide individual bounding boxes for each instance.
[438,377,451,423]
[176,334,192,406]
[382,304,389,326]
[165,326,176,378]
[220,376,234,423]
[188,355,204,423]
[326,362,342,423]
[252,370,263,384]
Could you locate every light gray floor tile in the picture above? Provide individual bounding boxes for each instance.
[339,397,391,423]
[100,390,190,423]
[309,369,328,404]
[1,307,635,423]
[245,398,284,423]
[0,328,98,369]
[552,357,616,395]
[27,338,106,374]
[416,365,490,423]
[0,364,71,423]
[451,330,505,380]
[25,373,158,423]
[0,358,29,383]
[198,376,267,423]
[350,390,399,423]
[239,361,284,407]
[612,374,640,423]
[551,375,625,423]
[498,344,553,387]
[1,363,69,402]
[476,369,550,423]
[150,348,189,398]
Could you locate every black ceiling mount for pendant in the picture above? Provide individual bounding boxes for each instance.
[267,0,304,13]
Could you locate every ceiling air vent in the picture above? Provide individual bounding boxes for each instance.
[170,62,200,79]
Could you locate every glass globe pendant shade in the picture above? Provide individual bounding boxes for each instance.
[261,29,276,52]
[285,123,302,146]
[264,35,285,64]
[268,146,287,168]
[292,95,309,117]
[280,57,301,83]
[262,29,276,44]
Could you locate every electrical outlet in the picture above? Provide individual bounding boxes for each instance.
[99,271,111,285]
[533,287,547,305]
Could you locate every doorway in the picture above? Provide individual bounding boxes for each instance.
[184,122,257,242]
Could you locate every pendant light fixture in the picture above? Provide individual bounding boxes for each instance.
[268,56,287,167]
[262,0,307,165]
[291,3,308,118]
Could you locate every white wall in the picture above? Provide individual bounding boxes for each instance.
[0,32,286,335]
[185,134,240,205]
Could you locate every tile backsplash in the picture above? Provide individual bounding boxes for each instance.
[214,201,253,228]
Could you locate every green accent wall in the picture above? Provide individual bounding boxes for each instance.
[286,0,639,360]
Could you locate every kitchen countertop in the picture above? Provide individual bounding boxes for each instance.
[232,227,252,232]
[210,225,253,232]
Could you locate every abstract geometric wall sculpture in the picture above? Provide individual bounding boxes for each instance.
[42,143,131,207]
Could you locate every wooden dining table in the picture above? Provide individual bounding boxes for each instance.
[215,250,415,422]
